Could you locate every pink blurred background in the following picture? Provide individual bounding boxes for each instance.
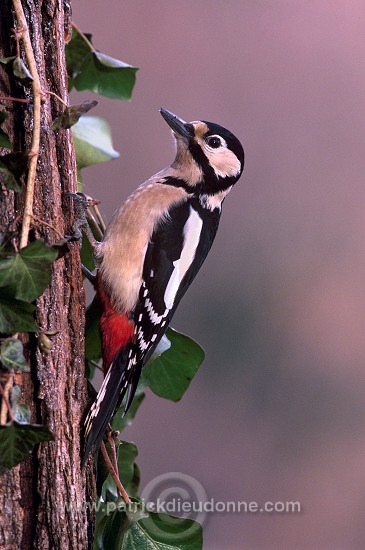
[72,2,365,548]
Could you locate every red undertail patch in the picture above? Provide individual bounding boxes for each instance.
[97,284,135,373]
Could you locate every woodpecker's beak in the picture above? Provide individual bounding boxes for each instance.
[160,108,194,140]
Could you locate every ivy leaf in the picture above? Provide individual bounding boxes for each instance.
[131,513,203,550]
[94,504,130,549]
[12,57,33,84]
[141,329,205,402]
[0,56,33,85]
[0,151,29,191]
[0,56,16,66]
[0,231,16,256]
[73,51,138,100]
[81,233,96,273]
[51,100,98,130]
[0,421,54,472]
[0,337,29,372]
[0,239,58,303]
[0,112,12,149]
[72,116,119,171]
[0,290,38,333]
[0,166,21,191]
[10,385,31,423]
[94,507,202,550]
[66,28,94,87]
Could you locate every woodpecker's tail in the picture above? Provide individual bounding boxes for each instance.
[82,282,138,466]
[82,346,142,466]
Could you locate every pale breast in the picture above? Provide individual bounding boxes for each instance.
[98,177,189,313]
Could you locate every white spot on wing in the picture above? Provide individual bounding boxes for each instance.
[164,206,203,309]
[137,327,150,352]
[145,296,169,324]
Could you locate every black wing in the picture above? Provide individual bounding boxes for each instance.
[124,197,221,408]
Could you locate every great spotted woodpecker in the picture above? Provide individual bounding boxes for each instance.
[82,108,244,462]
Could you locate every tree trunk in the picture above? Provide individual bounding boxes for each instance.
[0,1,95,548]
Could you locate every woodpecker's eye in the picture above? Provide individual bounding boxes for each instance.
[206,135,222,149]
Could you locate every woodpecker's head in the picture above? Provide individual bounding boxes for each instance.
[160,107,244,194]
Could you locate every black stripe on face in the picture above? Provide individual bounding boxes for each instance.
[188,139,217,184]
[187,127,243,195]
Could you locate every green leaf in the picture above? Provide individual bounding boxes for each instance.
[0,167,21,191]
[66,27,137,100]
[12,57,33,83]
[51,100,98,130]
[81,232,96,273]
[66,28,94,87]
[0,421,54,471]
[94,507,202,550]
[0,112,12,149]
[0,231,17,256]
[73,51,138,100]
[0,338,29,372]
[132,512,203,550]
[0,56,16,66]
[0,290,38,333]
[141,328,205,402]
[10,385,31,423]
[0,239,57,303]
[73,116,119,170]
[94,504,130,550]
[0,151,29,191]
[0,56,33,85]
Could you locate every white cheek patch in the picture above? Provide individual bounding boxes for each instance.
[164,207,203,309]
[203,146,241,179]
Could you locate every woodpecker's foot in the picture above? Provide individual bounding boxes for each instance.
[64,192,99,246]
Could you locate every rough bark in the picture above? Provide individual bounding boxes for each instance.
[0,1,95,548]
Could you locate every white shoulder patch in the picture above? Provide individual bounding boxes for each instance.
[164,206,203,309]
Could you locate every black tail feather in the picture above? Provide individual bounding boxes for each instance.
[82,348,137,467]
[124,362,143,414]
